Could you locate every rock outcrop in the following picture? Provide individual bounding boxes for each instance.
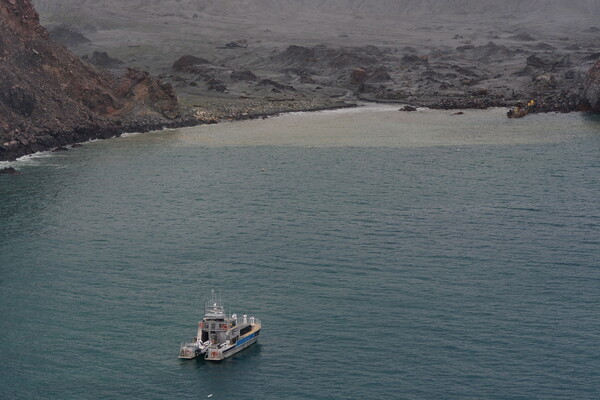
[582,59,600,112]
[0,0,183,161]
[172,54,211,72]
[350,68,368,85]
[48,23,90,46]
[82,51,124,69]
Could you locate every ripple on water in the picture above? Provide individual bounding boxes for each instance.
[1,108,599,399]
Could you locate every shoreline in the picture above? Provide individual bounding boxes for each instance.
[0,100,357,163]
[2,94,596,166]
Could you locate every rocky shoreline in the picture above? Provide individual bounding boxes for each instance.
[0,99,356,162]
[4,75,600,163]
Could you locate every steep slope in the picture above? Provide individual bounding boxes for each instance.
[0,0,182,161]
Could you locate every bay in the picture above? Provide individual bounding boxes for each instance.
[1,105,599,399]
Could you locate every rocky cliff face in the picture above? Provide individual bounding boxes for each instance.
[0,0,182,160]
[583,59,600,112]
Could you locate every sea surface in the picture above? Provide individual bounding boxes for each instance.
[1,105,599,399]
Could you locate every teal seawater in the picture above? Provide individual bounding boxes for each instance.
[1,107,600,399]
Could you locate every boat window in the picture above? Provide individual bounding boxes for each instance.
[239,326,252,336]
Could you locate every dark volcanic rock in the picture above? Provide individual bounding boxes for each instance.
[220,39,248,49]
[582,59,600,112]
[83,51,124,69]
[526,53,571,70]
[400,105,417,112]
[369,66,392,83]
[230,70,258,81]
[48,23,90,46]
[402,54,423,63]
[456,45,476,51]
[274,45,316,67]
[0,167,21,175]
[471,41,514,61]
[257,79,295,92]
[585,52,600,61]
[206,78,226,92]
[272,44,387,71]
[172,55,211,72]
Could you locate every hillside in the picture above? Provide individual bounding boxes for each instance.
[0,0,184,161]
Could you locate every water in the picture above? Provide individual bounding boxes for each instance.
[1,105,599,399]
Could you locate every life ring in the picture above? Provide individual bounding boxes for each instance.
[211,351,217,358]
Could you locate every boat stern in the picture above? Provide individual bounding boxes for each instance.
[179,343,206,359]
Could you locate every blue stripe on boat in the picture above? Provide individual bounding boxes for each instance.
[223,329,261,352]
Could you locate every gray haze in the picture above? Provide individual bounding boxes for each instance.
[33,0,600,18]
[31,0,600,114]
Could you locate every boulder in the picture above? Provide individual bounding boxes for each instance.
[172,55,211,72]
[0,167,20,175]
[83,51,124,69]
[350,68,368,85]
[400,105,417,112]
[206,78,226,92]
[533,73,557,91]
[230,70,257,81]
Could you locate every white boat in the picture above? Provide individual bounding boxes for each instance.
[179,291,261,361]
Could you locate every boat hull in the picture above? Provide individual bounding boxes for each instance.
[205,328,261,361]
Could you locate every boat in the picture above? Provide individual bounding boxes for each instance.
[179,290,261,361]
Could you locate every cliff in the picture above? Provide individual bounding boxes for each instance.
[0,0,183,161]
